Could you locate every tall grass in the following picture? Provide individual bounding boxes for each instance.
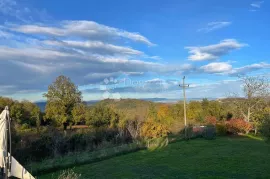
[57,169,81,179]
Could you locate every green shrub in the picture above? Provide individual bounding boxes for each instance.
[21,123,30,130]
[31,135,54,160]
[68,133,87,152]
[13,127,133,164]
[260,115,270,141]
[216,123,227,136]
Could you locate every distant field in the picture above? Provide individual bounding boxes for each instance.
[39,137,270,179]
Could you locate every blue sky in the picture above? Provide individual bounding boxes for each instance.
[0,0,269,102]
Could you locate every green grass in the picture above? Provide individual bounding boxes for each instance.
[39,137,270,179]
[28,142,145,176]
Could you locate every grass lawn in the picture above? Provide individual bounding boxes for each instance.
[39,137,270,179]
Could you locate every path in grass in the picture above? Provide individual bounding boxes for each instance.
[39,137,270,179]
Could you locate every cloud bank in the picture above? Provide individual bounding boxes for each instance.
[185,39,247,61]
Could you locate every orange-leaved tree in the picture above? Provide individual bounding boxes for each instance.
[141,103,169,139]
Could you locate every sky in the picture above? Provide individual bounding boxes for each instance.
[0,0,269,102]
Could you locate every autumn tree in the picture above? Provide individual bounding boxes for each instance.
[141,103,169,139]
[21,100,41,127]
[232,76,269,123]
[157,104,174,126]
[187,101,203,122]
[201,99,225,120]
[32,106,41,131]
[201,98,209,115]
[171,102,184,121]
[10,102,24,124]
[72,103,87,125]
[0,97,14,111]
[170,102,185,133]
[208,101,225,120]
[231,75,269,133]
[44,75,82,130]
[86,105,120,128]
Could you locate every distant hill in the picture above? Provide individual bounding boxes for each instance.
[35,101,46,112]
[35,100,100,112]
[95,98,155,120]
[35,97,218,112]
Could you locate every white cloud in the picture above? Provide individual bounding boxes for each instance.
[200,62,232,73]
[200,62,270,76]
[198,21,231,33]
[148,56,162,60]
[0,46,73,59]
[82,78,245,100]
[251,1,264,8]
[185,39,247,61]
[229,62,270,75]
[11,61,55,74]
[186,80,243,98]
[124,72,144,76]
[43,40,143,56]
[0,42,165,95]
[145,78,163,83]
[0,30,12,38]
[10,20,155,46]
[84,72,120,82]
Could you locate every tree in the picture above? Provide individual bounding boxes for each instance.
[72,103,87,125]
[171,102,184,121]
[0,97,14,111]
[44,75,82,129]
[208,101,224,120]
[187,101,203,122]
[31,106,41,131]
[10,102,24,124]
[232,76,269,123]
[86,105,119,128]
[147,103,158,121]
[141,120,169,139]
[21,100,41,126]
[201,98,209,114]
[157,104,174,126]
[170,102,185,133]
[141,103,169,139]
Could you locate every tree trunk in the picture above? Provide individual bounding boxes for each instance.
[247,107,251,122]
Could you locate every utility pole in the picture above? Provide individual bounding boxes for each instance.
[179,76,189,139]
